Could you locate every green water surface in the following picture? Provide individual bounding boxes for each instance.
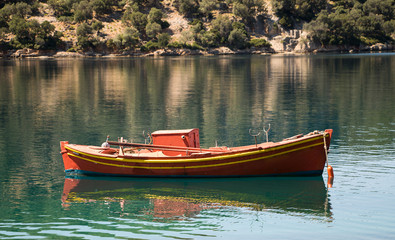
[0,54,394,239]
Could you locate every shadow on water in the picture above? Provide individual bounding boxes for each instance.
[62,176,333,220]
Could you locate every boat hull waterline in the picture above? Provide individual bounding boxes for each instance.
[60,129,333,177]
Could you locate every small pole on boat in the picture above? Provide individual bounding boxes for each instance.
[263,124,270,143]
[249,128,261,147]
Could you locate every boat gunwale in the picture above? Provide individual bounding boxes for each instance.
[64,132,329,165]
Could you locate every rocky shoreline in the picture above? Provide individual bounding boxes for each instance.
[1,42,394,59]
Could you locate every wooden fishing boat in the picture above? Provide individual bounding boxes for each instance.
[60,128,333,177]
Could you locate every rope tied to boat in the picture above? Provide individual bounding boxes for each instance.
[323,132,334,186]
[323,133,328,167]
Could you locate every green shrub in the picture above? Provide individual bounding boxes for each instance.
[76,22,92,37]
[48,0,78,17]
[272,0,326,28]
[189,42,204,50]
[167,41,204,50]
[383,20,395,36]
[143,40,160,51]
[123,11,148,33]
[228,28,248,49]
[197,31,218,47]
[8,17,62,49]
[278,16,292,29]
[92,21,104,33]
[232,0,266,26]
[8,17,32,47]
[122,27,139,48]
[157,33,171,47]
[249,38,271,48]
[174,0,199,17]
[76,22,97,49]
[232,21,247,35]
[147,8,163,24]
[0,4,14,23]
[211,14,232,44]
[233,2,249,19]
[199,0,217,17]
[73,0,93,22]
[91,0,116,15]
[305,9,360,46]
[0,2,33,27]
[168,41,185,48]
[145,22,161,38]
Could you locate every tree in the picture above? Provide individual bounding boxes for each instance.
[8,17,32,46]
[73,0,93,22]
[199,0,217,17]
[198,31,218,47]
[147,7,163,24]
[40,21,56,38]
[363,0,394,22]
[383,20,395,37]
[76,22,95,49]
[0,2,33,28]
[122,27,140,48]
[175,0,199,17]
[232,21,247,36]
[228,28,248,48]
[123,11,148,34]
[48,0,78,17]
[8,17,62,49]
[91,0,116,15]
[232,0,266,26]
[295,0,327,21]
[272,0,326,28]
[146,7,169,37]
[305,8,359,46]
[357,14,386,42]
[305,0,395,47]
[233,2,249,19]
[113,27,140,50]
[145,22,161,38]
[211,14,232,43]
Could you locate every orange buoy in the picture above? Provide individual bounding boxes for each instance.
[327,165,334,188]
[327,177,334,188]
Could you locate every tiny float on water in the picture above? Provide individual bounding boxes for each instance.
[60,128,333,177]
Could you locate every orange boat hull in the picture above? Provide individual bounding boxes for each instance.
[60,130,333,177]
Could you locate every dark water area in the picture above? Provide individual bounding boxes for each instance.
[0,54,394,239]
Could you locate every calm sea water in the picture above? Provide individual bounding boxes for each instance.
[0,54,394,239]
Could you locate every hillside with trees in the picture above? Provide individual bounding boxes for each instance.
[0,0,394,57]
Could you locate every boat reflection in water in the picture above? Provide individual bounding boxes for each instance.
[62,176,332,220]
